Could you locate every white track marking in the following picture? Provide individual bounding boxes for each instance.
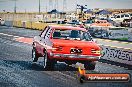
[0,32,20,38]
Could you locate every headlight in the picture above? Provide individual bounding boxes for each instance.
[91,49,101,55]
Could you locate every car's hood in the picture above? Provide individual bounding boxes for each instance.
[50,39,100,49]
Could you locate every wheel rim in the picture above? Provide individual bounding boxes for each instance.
[43,52,47,68]
[32,49,36,61]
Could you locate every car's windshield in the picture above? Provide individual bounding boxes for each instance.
[53,29,92,41]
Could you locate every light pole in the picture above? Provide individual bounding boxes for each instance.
[39,0,41,14]
[77,4,87,19]
[14,0,16,13]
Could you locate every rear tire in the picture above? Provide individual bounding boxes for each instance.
[43,51,55,70]
[32,48,38,62]
[84,61,96,70]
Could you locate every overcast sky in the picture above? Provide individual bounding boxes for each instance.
[0,0,132,12]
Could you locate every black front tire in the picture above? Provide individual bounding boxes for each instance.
[43,51,55,70]
[32,48,38,62]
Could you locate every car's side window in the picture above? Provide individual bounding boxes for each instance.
[40,26,49,37]
[121,15,124,18]
[44,27,52,39]
[125,14,129,17]
[116,15,120,18]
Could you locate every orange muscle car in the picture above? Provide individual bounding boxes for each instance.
[32,25,101,70]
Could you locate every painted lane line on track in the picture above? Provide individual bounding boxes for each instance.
[15,37,33,45]
[0,32,33,45]
[98,44,132,50]
[0,32,20,38]
[14,36,20,38]
[97,38,132,45]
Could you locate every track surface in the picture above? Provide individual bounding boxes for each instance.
[0,26,132,87]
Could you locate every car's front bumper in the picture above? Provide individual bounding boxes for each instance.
[48,53,101,61]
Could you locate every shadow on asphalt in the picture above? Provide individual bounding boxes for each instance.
[1,59,77,71]
[99,59,132,70]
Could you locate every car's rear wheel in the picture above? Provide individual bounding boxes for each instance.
[84,61,96,70]
[32,48,38,62]
[43,51,55,70]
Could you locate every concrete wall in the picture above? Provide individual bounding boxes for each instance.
[4,21,13,27]
[0,13,65,22]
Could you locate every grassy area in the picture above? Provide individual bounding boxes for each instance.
[116,38,128,41]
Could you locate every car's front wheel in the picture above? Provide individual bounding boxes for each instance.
[32,48,38,62]
[43,51,55,70]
